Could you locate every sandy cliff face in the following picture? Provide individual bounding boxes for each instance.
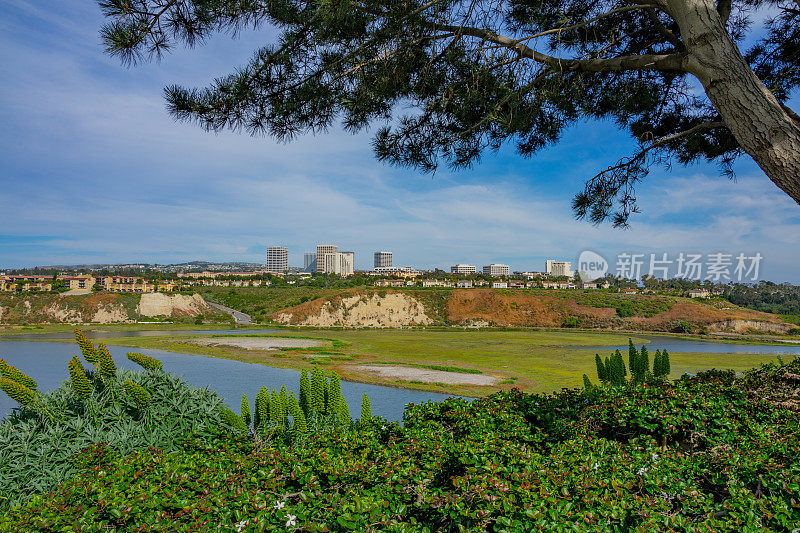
[136,293,209,317]
[707,319,793,334]
[273,292,432,327]
[0,293,212,324]
[271,289,794,333]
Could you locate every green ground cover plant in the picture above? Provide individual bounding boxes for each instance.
[2,358,798,531]
[0,330,372,510]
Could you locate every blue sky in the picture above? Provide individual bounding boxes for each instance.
[1,0,799,282]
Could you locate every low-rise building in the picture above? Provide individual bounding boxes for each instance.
[514,271,543,280]
[371,266,421,278]
[483,264,510,277]
[456,280,473,288]
[375,279,404,287]
[59,274,95,290]
[95,275,154,293]
[492,281,508,289]
[422,280,454,288]
[0,275,53,292]
[451,264,477,275]
[508,280,526,289]
[688,288,710,298]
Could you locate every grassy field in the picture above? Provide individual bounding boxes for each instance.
[47,327,787,397]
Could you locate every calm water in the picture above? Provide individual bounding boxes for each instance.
[0,340,455,422]
[566,335,800,356]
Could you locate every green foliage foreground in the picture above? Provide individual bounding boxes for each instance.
[2,358,799,531]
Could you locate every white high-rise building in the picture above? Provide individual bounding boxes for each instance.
[374,251,393,269]
[303,253,317,272]
[316,245,338,272]
[483,264,510,277]
[340,251,355,276]
[546,260,574,278]
[266,247,288,272]
[451,264,477,275]
[320,251,354,276]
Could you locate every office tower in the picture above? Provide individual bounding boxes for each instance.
[266,247,289,272]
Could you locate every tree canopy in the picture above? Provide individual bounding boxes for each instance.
[100,0,800,225]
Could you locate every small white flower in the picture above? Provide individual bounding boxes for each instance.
[234,520,247,532]
[274,500,285,510]
[651,453,659,461]
[593,462,599,470]
[381,425,387,430]
[286,514,297,527]
[637,467,648,476]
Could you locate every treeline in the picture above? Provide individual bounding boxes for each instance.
[721,282,800,316]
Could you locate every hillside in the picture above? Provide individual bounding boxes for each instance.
[0,292,226,324]
[266,288,796,334]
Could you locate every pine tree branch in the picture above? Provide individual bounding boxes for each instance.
[645,8,685,51]
[434,23,688,72]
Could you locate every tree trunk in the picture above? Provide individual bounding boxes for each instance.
[667,0,800,204]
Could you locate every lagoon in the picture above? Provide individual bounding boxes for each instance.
[0,339,455,422]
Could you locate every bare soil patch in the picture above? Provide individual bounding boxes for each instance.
[192,337,325,351]
[357,364,498,385]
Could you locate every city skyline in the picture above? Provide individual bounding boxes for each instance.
[1,2,799,283]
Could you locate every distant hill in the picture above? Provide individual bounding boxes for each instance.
[258,288,797,334]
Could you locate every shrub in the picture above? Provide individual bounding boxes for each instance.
[561,316,580,328]
[4,359,799,531]
[0,364,227,507]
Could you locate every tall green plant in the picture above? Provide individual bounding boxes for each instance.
[299,369,310,416]
[627,340,639,381]
[361,393,372,421]
[126,352,163,371]
[311,366,324,415]
[288,392,307,433]
[595,354,607,383]
[0,377,35,406]
[337,396,350,425]
[640,345,650,379]
[240,394,251,427]
[67,357,92,400]
[255,387,270,430]
[0,359,37,390]
[74,328,98,364]
[123,380,151,409]
[97,344,117,378]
